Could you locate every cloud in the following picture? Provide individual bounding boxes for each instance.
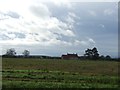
[0,2,77,47]
[74,38,95,46]
[88,10,97,16]
[50,0,72,9]
[60,0,119,2]
[30,3,51,18]
[99,24,105,28]
[66,15,75,25]
[6,11,20,19]
[1,1,117,57]
[104,9,114,15]
[65,12,80,29]
[0,1,97,51]
[88,38,95,44]
[0,12,8,20]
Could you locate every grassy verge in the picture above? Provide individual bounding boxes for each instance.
[2,69,119,88]
[2,58,119,88]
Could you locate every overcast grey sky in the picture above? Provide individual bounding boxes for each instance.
[0,0,118,57]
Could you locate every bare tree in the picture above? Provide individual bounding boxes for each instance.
[22,50,30,57]
[5,48,16,57]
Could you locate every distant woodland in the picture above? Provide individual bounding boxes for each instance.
[1,47,119,61]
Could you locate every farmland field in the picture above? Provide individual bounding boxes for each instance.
[2,58,119,89]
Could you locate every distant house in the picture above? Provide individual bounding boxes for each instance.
[61,53,79,60]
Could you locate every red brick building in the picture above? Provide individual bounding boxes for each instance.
[61,53,79,60]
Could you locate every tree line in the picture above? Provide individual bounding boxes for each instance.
[83,47,111,60]
[3,48,30,58]
[2,47,115,60]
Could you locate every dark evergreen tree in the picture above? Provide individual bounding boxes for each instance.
[92,47,99,59]
[84,47,99,60]
[84,48,93,59]
[105,55,111,60]
[100,55,105,59]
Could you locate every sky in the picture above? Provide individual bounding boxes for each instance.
[0,0,119,58]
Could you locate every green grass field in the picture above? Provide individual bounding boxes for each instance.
[2,58,119,88]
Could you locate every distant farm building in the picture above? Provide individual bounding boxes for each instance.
[61,53,79,60]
